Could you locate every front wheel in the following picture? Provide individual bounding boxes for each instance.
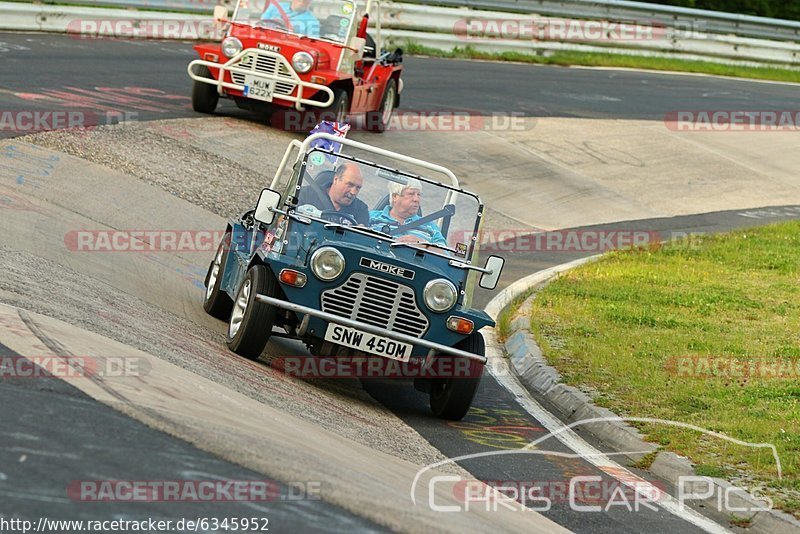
[318,88,349,124]
[192,65,219,114]
[226,265,277,360]
[203,232,233,319]
[429,332,485,420]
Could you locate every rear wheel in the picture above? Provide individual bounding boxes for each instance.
[226,265,277,360]
[429,332,485,420]
[203,232,233,319]
[367,78,397,133]
[192,65,219,114]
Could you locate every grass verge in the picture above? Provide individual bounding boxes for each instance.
[527,221,800,517]
[496,289,534,343]
[402,42,800,84]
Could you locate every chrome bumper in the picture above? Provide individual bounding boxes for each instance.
[187,48,334,110]
[255,294,487,365]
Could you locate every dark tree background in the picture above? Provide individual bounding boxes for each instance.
[645,0,800,21]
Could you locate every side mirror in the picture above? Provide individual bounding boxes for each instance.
[254,188,282,225]
[479,255,505,290]
[213,6,228,22]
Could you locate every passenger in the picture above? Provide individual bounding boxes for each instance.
[369,179,448,246]
[262,0,321,38]
[296,163,370,226]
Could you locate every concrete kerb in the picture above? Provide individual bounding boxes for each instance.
[483,256,800,532]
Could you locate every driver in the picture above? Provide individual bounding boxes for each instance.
[369,179,448,246]
[296,163,369,225]
[261,0,321,38]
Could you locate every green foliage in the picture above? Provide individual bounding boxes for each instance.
[400,42,800,84]
[642,0,800,21]
[528,221,800,517]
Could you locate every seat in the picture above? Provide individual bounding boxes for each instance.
[313,169,335,188]
[320,15,349,41]
[295,169,336,211]
[364,33,376,59]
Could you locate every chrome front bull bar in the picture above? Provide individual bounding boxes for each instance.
[187,48,334,110]
[255,294,487,365]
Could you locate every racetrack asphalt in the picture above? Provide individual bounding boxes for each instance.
[2,30,800,533]
[0,342,384,533]
[1,31,800,138]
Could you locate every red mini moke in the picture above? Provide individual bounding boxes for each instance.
[188,0,403,132]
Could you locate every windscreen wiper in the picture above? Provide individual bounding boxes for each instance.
[390,241,459,255]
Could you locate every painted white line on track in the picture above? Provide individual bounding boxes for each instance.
[485,351,731,533]
[482,259,730,533]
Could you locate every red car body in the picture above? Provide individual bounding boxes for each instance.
[188,0,403,131]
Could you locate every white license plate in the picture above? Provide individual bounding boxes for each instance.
[243,75,274,102]
[324,324,412,362]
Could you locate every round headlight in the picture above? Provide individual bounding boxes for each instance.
[221,37,242,59]
[292,51,315,73]
[424,279,457,313]
[310,247,345,281]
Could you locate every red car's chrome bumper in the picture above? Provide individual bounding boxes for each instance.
[188,48,334,110]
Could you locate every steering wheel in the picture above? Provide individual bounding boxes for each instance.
[319,210,359,226]
[261,0,292,30]
[257,18,288,30]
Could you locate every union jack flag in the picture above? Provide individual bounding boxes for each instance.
[308,120,350,155]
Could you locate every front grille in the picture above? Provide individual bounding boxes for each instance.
[230,51,297,96]
[321,273,429,337]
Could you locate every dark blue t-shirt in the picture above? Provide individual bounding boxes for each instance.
[296,182,369,226]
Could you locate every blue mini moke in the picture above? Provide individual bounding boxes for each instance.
[202,132,504,420]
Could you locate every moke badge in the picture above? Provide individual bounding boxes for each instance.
[257,43,281,52]
[360,257,414,280]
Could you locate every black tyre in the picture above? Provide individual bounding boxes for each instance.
[367,78,397,133]
[202,232,234,320]
[318,87,349,124]
[429,332,485,420]
[192,65,219,114]
[226,265,277,360]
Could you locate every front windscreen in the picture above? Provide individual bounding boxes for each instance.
[233,0,356,43]
[292,148,483,261]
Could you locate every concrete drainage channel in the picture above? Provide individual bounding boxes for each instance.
[484,257,800,534]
